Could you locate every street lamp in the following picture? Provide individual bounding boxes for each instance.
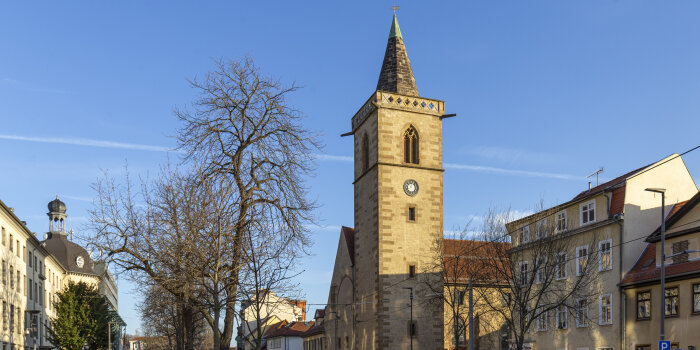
[402,287,414,350]
[25,310,41,350]
[645,188,666,342]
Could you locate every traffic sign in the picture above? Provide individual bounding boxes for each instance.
[659,340,670,350]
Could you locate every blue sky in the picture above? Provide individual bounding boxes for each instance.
[1,1,700,335]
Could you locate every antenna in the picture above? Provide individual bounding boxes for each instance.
[587,167,604,187]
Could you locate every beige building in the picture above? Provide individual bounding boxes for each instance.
[506,154,697,350]
[325,14,446,350]
[621,191,700,350]
[0,197,122,350]
[237,291,307,350]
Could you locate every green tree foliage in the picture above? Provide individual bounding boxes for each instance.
[48,281,116,350]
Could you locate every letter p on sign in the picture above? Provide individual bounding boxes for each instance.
[659,340,670,350]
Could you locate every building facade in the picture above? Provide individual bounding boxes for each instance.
[0,197,122,350]
[621,191,700,350]
[506,154,697,350]
[325,14,446,350]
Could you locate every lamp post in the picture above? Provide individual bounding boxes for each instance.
[25,310,41,350]
[645,188,666,342]
[402,287,414,350]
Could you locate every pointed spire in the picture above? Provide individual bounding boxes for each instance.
[377,14,419,96]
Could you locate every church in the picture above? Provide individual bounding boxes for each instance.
[325,14,448,350]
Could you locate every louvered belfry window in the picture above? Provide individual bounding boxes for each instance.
[404,126,419,164]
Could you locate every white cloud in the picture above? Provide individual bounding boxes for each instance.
[0,134,181,153]
[444,162,585,181]
[462,146,557,164]
[0,78,72,94]
[313,154,353,162]
[306,224,343,232]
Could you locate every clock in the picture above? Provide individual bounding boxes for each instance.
[403,179,419,196]
[76,256,84,268]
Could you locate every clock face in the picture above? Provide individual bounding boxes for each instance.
[403,179,419,196]
[76,256,84,268]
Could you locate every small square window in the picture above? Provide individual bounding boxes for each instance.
[408,207,416,221]
[409,265,416,278]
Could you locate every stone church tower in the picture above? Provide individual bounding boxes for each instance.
[349,14,445,349]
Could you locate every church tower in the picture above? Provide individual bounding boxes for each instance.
[351,14,445,349]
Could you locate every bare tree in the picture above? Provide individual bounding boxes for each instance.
[237,211,303,350]
[472,208,603,350]
[87,164,233,350]
[423,225,508,350]
[140,284,210,350]
[175,56,319,349]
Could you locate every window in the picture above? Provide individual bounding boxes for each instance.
[9,235,12,251]
[635,345,651,350]
[536,307,548,331]
[15,240,19,257]
[637,291,651,320]
[576,246,588,276]
[28,252,32,267]
[454,290,465,306]
[519,261,529,286]
[693,284,700,314]
[408,207,416,221]
[521,225,530,244]
[672,240,689,264]
[599,294,612,325]
[270,338,281,349]
[580,201,596,225]
[1,302,5,331]
[453,318,466,345]
[535,219,547,239]
[408,265,416,278]
[1,227,4,246]
[599,239,612,271]
[9,269,13,290]
[555,252,567,280]
[535,257,546,284]
[576,299,588,327]
[555,305,567,329]
[665,287,679,317]
[362,133,370,171]
[598,348,614,350]
[555,210,567,232]
[403,125,419,164]
[29,278,32,300]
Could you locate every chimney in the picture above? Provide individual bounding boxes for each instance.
[588,182,592,190]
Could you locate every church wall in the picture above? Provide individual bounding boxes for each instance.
[353,110,380,350]
[374,106,444,349]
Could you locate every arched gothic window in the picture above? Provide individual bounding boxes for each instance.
[362,134,370,171]
[404,125,419,164]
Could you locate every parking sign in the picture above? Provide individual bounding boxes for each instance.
[659,340,670,350]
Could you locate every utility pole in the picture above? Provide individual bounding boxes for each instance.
[403,287,414,350]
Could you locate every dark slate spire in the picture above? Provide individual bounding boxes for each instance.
[376,14,419,96]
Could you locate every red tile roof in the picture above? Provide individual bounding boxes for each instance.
[572,165,649,201]
[647,191,700,242]
[314,309,325,319]
[621,242,700,286]
[443,239,510,283]
[301,323,325,337]
[265,321,314,338]
[341,226,355,265]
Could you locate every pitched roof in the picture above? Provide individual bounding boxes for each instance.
[265,321,314,338]
[621,242,700,286]
[341,226,355,265]
[443,239,510,283]
[376,14,419,96]
[301,323,325,338]
[314,309,325,319]
[646,191,700,242]
[572,165,649,201]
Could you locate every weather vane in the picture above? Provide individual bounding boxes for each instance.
[392,5,399,13]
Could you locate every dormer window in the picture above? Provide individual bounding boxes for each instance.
[403,125,419,164]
